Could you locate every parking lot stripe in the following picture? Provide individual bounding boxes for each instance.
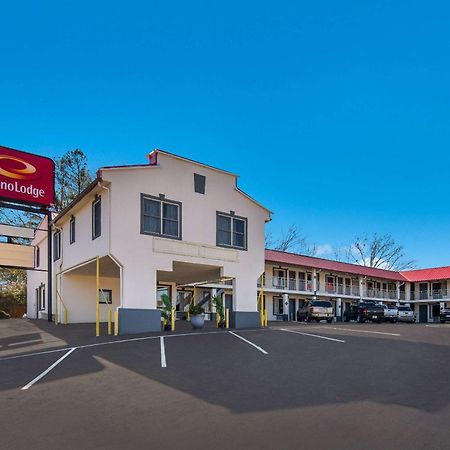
[280,328,345,343]
[160,337,167,368]
[0,329,270,362]
[318,327,400,336]
[228,331,268,354]
[21,347,77,391]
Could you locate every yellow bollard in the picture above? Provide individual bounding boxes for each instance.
[187,310,190,321]
[225,308,229,329]
[171,308,175,331]
[64,308,68,325]
[107,310,112,335]
[114,310,119,336]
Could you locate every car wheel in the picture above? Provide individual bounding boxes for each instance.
[357,314,364,323]
[306,315,311,323]
[327,318,332,323]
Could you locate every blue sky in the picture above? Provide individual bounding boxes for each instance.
[1,1,449,268]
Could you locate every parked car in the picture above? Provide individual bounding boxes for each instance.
[343,302,384,323]
[379,304,398,323]
[297,300,334,323]
[439,307,450,323]
[397,306,415,323]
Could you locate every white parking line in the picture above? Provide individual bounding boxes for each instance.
[0,329,269,362]
[21,347,77,391]
[280,328,345,343]
[317,327,400,336]
[160,337,167,368]
[228,331,268,354]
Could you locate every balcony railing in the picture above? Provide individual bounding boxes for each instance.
[257,276,313,292]
[417,289,449,300]
[365,288,397,300]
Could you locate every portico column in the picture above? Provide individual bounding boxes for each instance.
[359,277,364,302]
[313,269,317,300]
[282,293,289,321]
[336,297,342,322]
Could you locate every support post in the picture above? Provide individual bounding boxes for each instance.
[55,273,59,325]
[171,308,175,331]
[107,310,112,335]
[225,308,229,329]
[47,211,53,322]
[96,257,100,337]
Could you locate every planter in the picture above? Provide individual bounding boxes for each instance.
[190,314,205,329]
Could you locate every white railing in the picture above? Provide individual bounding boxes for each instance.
[417,289,449,300]
[365,289,397,300]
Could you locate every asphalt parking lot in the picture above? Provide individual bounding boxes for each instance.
[1,319,450,450]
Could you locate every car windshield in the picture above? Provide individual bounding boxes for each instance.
[398,307,412,311]
[312,301,332,307]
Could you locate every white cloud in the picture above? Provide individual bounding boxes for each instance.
[315,243,333,257]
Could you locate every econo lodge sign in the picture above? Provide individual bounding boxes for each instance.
[0,145,55,207]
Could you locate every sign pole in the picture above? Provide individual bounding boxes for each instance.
[47,210,53,322]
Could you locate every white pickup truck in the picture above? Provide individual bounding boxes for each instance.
[379,304,398,323]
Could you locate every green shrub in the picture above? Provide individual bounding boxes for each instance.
[189,304,204,315]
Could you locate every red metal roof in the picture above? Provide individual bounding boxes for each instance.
[400,266,450,282]
[265,249,405,281]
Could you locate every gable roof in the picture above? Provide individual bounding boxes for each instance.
[265,249,405,281]
[400,266,450,282]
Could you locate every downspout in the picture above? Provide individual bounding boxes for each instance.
[53,223,64,323]
[100,183,124,309]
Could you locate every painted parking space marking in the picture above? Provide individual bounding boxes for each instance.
[317,327,400,336]
[228,331,268,354]
[160,337,167,368]
[21,347,77,390]
[279,328,345,343]
[0,329,269,362]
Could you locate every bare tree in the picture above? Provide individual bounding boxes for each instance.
[344,234,416,270]
[266,224,317,256]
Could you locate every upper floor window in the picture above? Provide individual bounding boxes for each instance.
[35,246,40,267]
[216,212,247,250]
[141,194,181,239]
[194,173,206,194]
[53,231,61,261]
[92,196,101,240]
[70,216,76,244]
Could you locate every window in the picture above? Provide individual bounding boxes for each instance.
[37,284,45,310]
[70,216,76,244]
[92,196,101,239]
[273,297,283,315]
[216,212,247,250]
[36,246,40,268]
[53,231,61,261]
[141,194,181,239]
[98,289,112,304]
[157,285,172,309]
[194,173,206,194]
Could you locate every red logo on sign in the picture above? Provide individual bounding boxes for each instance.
[0,146,55,206]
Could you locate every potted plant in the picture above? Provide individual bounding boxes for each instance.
[160,294,173,331]
[212,295,225,328]
[189,303,205,329]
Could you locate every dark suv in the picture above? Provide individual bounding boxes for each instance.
[344,302,384,323]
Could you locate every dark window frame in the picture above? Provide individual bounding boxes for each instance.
[216,211,248,251]
[53,230,61,261]
[92,196,101,240]
[70,216,76,244]
[140,193,182,240]
[35,246,40,267]
[98,289,112,305]
[194,173,206,194]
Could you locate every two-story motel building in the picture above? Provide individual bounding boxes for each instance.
[27,149,450,332]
